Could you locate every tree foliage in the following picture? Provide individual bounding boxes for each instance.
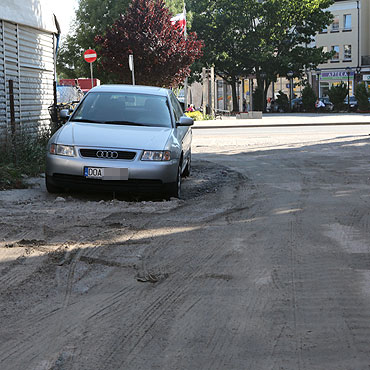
[328,82,347,111]
[94,0,203,87]
[57,0,132,81]
[301,84,317,112]
[252,86,264,111]
[188,0,334,111]
[276,90,289,113]
[355,82,370,111]
[56,0,190,83]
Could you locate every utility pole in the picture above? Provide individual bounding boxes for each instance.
[183,2,188,108]
[202,67,207,116]
[210,67,215,117]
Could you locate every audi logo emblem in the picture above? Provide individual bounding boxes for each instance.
[96,150,119,159]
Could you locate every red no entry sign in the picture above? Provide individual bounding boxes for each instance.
[84,49,97,63]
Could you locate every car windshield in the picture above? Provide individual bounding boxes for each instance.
[71,92,172,128]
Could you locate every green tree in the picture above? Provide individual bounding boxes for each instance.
[95,0,203,87]
[57,0,132,81]
[165,0,184,15]
[276,90,289,112]
[189,0,334,111]
[189,0,259,111]
[57,0,183,82]
[328,82,347,111]
[301,84,317,112]
[252,86,263,111]
[355,82,370,111]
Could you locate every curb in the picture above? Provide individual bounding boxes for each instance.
[192,122,370,129]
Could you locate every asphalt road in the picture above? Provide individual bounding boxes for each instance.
[1,124,370,369]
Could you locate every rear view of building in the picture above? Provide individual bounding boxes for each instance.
[0,0,58,147]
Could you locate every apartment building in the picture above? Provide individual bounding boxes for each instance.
[313,0,370,97]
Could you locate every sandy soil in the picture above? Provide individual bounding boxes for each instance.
[1,126,370,369]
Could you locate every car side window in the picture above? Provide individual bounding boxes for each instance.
[169,93,183,122]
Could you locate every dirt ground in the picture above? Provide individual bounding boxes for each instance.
[1,126,370,369]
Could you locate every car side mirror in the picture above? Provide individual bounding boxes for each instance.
[177,116,194,127]
[60,109,70,119]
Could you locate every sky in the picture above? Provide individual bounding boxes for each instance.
[49,0,79,36]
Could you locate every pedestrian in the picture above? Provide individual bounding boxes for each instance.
[243,98,247,112]
[186,104,195,112]
[315,98,325,112]
[270,99,276,112]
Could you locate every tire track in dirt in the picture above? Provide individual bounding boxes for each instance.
[0,222,146,368]
[92,181,253,369]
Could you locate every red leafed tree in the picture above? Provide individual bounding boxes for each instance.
[95,0,203,87]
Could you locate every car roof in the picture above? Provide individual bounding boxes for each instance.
[88,84,170,97]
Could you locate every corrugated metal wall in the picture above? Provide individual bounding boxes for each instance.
[0,22,6,135]
[0,19,55,147]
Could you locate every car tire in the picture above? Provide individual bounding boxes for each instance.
[45,175,64,194]
[183,153,191,177]
[167,163,182,199]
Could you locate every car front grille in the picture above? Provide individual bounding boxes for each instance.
[79,148,136,160]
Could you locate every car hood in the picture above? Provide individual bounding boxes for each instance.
[56,122,173,150]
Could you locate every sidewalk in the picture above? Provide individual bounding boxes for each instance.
[192,113,370,129]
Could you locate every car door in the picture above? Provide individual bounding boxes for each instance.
[169,93,192,161]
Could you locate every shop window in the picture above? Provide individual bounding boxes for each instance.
[321,82,330,98]
[331,16,339,32]
[331,45,340,62]
[344,14,352,31]
[344,45,352,61]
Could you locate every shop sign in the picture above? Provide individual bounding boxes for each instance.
[362,75,370,81]
[321,71,354,80]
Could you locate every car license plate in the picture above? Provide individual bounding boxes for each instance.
[84,167,128,180]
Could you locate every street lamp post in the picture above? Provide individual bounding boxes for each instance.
[315,68,321,98]
[346,66,351,113]
[356,66,361,86]
[260,72,267,112]
[287,71,294,112]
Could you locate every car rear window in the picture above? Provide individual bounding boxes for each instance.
[71,92,172,128]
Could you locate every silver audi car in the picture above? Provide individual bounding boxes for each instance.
[45,85,193,198]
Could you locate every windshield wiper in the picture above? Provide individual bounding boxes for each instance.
[70,118,104,123]
[102,120,144,126]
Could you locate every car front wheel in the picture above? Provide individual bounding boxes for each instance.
[167,164,182,199]
[183,153,191,178]
[45,175,64,194]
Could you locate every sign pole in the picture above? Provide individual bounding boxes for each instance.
[90,62,93,89]
[83,49,97,90]
[129,55,135,85]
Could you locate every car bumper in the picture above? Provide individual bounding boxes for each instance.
[46,153,178,193]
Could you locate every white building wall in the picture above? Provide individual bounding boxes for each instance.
[0,0,57,146]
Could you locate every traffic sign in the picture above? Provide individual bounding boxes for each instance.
[84,49,97,63]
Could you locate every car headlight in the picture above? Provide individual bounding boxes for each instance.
[49,144,75,157]
[141,150,171,161]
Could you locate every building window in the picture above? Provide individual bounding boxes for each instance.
[344,14,352,31]
[331,45,340,61]
[331,16,339,32]
[344,44,352,60]
[321,82,330,98]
